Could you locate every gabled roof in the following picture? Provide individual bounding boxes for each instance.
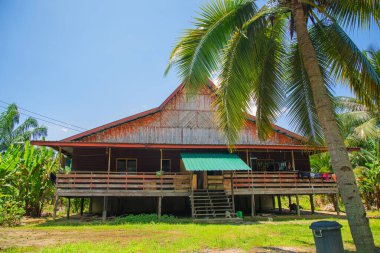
[62,80,305,142]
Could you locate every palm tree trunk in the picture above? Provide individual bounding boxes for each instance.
[291,1,375,252]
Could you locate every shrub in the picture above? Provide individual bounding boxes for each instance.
[0,197,25,226]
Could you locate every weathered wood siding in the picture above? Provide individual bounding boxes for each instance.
[71,148,310,172]
[79,86,301,145]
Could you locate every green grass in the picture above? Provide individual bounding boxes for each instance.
[1,215,379,252]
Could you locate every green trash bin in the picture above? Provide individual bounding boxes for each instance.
[236,211,243,218]
[310,221,344,253]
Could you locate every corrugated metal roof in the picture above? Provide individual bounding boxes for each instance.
[181,153,251,171]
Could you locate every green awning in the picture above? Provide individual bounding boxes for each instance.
[181,153,251,171]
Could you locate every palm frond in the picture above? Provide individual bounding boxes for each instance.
[310,21,380,110]
[353,117,379,139]
[165,0,256,93]
[0,104,19,137]
[326,0,380,29]
[12,117,39,138]
[363,49,380,76]
[339,111,372,128]
[215,15,286,144]
[30,126,47,140]
[284,43,325,144]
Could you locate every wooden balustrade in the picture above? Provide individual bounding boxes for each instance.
[223,171,338,194]
[56,171,191,197]
[56,171,338,197]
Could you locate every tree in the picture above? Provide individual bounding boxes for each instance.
[336,49,380,154]
[0,141,58,219]
[19,142,58,217]
[0,144,24,226]
[351,144,380,210]
[310,152,332,173]
[0,103,47,152]
[166,1,379,251]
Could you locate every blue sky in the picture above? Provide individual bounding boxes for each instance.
[1,0,379,140]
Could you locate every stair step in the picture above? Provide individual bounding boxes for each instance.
[194,206,231,209]
[190,187,235,220]
[193,196,229,199]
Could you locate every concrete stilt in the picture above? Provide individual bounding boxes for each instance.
[66,197,71,219]
[295,195,300,216]
[251,194,255,218]
[309,195,315,214]
[277,195,282,213]
[53,195,59,220]
[158,196,162,218]
[80,198,84,216]
[102,197,108,221]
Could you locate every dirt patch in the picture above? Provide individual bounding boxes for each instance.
[199,247,314,253]
[0,227,148,251]
[250,247,314,252]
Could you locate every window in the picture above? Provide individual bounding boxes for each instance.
[161,159,171,172]
[116,158,137,172]
[117,159,127,171]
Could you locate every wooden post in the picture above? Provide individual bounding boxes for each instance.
[58,147,62,171]
[291,150,296,171]
[309,195,315,214]
[272,195,276,210]
[80,198,84,216]
[246,149,249,165]
[66,197,71,219]
[230,171,235,211]
[53,195,59,220]
[89,198,93,215]
[157,196,162,218]
[107,148,111,172]
[102,197,108,221]
[251,194,255,218]
[295,194,300,216]
[288,195,291,205]
[160,149,163,173]
[335,193,340,215]
[277,195,282,213]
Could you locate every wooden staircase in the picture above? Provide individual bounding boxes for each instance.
[190,189,241,222]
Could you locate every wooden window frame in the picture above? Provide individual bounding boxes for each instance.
[116,158,138,172]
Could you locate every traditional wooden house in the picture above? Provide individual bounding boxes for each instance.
[32,81,338,220]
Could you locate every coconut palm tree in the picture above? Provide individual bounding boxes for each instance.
[337,96,380,148]
[166,1,379,251]
[0,104,47,152]
[337,49,380,155]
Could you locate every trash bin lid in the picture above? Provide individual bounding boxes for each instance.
[309,221,342,230]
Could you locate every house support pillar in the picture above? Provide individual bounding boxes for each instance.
[89,198,93,215]
[291,150,296,171]
[295,195,300,216]
[288,195,291,206]
[53,195,59,220]
[190,172,195,218]
[251,194,255,218]
[157,196,162,218]
[107,148,111,171]
[230,172,235,211]
[80,198,84,217]
[277,195,282,213]
[102,197,108,221]
[309,195,315,214]
[66,197,71,219]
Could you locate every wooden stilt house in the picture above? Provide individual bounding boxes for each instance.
[32,81,339,220]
